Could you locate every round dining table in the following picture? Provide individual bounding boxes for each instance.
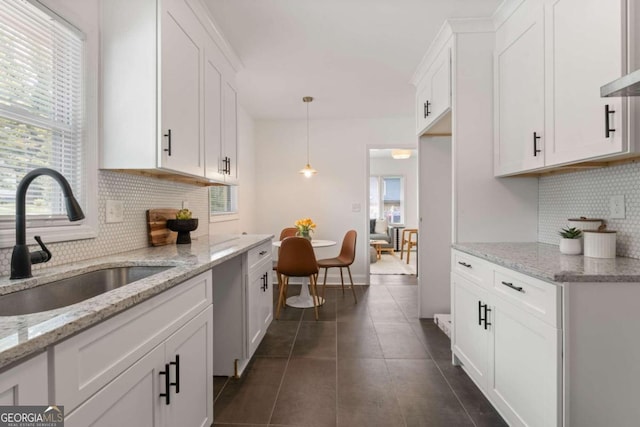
[272,239,336,308]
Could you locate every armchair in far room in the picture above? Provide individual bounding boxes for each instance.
[369,218,393,248]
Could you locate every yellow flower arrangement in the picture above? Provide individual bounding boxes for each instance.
[294,217,316,237]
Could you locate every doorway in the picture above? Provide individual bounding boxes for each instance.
[366,148,418,279]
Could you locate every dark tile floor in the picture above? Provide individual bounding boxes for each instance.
[213,274,507,427]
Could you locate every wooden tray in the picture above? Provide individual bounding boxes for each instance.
[146,208,179,246]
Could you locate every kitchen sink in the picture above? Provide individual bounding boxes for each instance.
[0,266,173,316]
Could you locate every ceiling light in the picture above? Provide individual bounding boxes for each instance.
[299,96,318,177]
[391,149,412,159]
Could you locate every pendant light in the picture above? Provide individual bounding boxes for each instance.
[299,96,318,177]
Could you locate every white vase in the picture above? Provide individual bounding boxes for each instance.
[559,238,582,255]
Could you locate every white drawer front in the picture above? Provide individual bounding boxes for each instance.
[54,271,212,412]
[452,250,492,288]
[247,241,272,270]
[493,267,560,327]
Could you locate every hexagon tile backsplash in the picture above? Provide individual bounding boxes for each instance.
[539,161,640,259]
[0,171,209,277]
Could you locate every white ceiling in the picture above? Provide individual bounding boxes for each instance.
[203,0,501,120]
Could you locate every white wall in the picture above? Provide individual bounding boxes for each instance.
[369,155,418,229]
[254,117,415,283]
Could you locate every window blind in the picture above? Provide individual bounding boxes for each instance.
[210,186,237,215]
[0,0,84,225]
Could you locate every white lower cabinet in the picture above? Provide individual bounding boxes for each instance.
[489,294,560,427]
[0,353,48,405]
[452,250,561,427]
[57,271,213,427]
[451,272,490,389]
[213,240,273,377]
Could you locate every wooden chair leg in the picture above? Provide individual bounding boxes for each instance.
[406,245,411,265]
[339,267,345,294]
[322,267,329,299]
[276,274,287,319]
[400,230,406,260]
[347,266,357,303]
[309,275,319,320]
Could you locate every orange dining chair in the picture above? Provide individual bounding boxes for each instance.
[273,227,299,288]
[400,228,418,264]
[317,230,357,303]
[276,237,321,320]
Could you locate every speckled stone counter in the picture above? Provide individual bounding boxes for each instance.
[0,234,272,369]
[453,242,640,283]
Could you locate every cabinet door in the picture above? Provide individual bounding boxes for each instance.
[451,272,490,390]
[494,0,545,176]
[223,82,238,183]
[204,47,224,181]
[489,295,560,427]
[0,353,47,405]
[164,306,213,427]
[416,47,451,135]
[65,346,163,427]
[428,48,451,126]
[544,0,625,165]
[247,262,273,357]
[160,0,204,176]
[415,82,430,134]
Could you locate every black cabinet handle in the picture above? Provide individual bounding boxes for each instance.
[159,363,170,405]
[170,355,180,394]
[424,100,431,118]
[259,250,267,256]
[483,305,492,330]
[227,157,232,175]
[605,104,615,138]
[264,272,269,290]
[533,132,541,156]
[478,300,482,326]
[501,281,525,293]
[163,129,172,156]
[458,261,471,268]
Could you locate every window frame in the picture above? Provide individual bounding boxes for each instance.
[369,175,405,225]
[0,0,98,248]
[209,185,239,223]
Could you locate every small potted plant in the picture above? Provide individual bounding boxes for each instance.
[559,226,582,255]
[167,209,198,244]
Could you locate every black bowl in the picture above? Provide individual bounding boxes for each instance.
[166,219,199,244]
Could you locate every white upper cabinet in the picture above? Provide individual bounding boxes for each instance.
[494,0,632,176]
[494,0,545,175]
[415,46,451,135]
[204,49,224,181]
[543,0,625,166]
[160,0,204,176]
[101,0,239,184]
[222,82,239,183]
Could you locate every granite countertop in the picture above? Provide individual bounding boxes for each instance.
[0,234,273,370]
[452,242,640,283]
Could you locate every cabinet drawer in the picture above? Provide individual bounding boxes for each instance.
[452,250,492,288]
[493,267,560,327]
[54,271,212,412]
[247,241,272,270]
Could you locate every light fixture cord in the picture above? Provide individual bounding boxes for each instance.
[306,100,310,164]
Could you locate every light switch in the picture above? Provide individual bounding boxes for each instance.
[351,203,361,213]
[106,200,124,223]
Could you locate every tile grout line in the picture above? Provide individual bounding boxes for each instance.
[408,319,479,427]
[265,305,304,426]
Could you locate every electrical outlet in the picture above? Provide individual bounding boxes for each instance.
[182,200,189,210]
[106,200,124,223]
[610,195,625,219]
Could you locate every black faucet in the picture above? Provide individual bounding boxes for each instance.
[10,168,85,279]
